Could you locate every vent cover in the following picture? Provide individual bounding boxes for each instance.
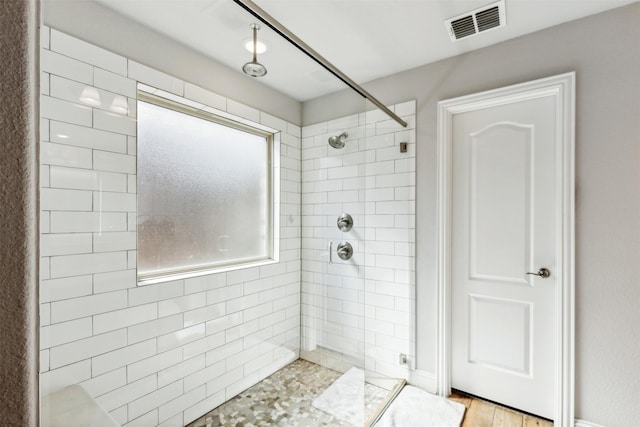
[445,0,506,42]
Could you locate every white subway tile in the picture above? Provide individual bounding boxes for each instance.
[40,302,51,326]
[94,303,157,335]
[205,312,243,336]
[226,293,260,314]
[244,302,273,322]
[50,290,127,323]
[394,186,414,201]
[110,406,128,426]
[93,231,136,253]
[41,72,50,95]
[129,280,183,306]
[49,166,126,192]
[129,61,183,95]
[128,314,183,345]
[159,385,205,424]
[80,368,127,397]
[127,175,136,193]
[127,136,137,155]
[185,331,227,362]
[41,96,92,126]
[394,158,415,173]
[51,211,127,233]
[127,348,182,383]
[225,369,262,400]
[206,284,242,304]
[260,112,287,131]
[50,251,128,278]
[124,410,158,427]
[40,360,91,396]
[51,29,127,75]
[94,68,137,97]
[128,379,182,420]
[92,339,156,376]
[41,118,50,142]
[41,349,50,372]
[40,317,92,349]
[40,233,92,256]
[183,83,226,110]
[93,151,136,174]
[94,109,136,136]
[248,276,276,294]
[50,120,127,153]
[374,281,411,298]
[184,303,225,327]
[158,354,204,388]
[376,200,414,215]
[41,25,50,49]
[95,374,157,413]
[93,192,136,212]
[128,213,137,232]
[158,292,206,317]
[301,122,328,138]
[41,49,92,85]
[50,329,126,369]
[41,142,92,169]
[376,143,415,161]
[184,360,225,392]
[94,269,137,293]
[157,323,205,353]
[49,75,128,116]
[41,188,92,211]
[184,274,226,295]
[227,99,259,122]
[40,275,93,303]
[128,250,137,268]
[287,122,301,138]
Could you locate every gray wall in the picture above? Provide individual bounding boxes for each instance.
[43,0,302,126]
[0,0,39,425]
[304,3,640,426]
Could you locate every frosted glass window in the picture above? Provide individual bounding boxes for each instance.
[137,97,273,280]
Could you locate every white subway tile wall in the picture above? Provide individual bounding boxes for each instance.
[300,101,416,380]
[40,27,300,426]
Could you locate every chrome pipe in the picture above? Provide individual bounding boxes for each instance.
[232,0,408,128]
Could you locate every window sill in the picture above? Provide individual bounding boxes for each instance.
[137,258,279,286]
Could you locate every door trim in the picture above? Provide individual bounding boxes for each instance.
[436,72,575,426]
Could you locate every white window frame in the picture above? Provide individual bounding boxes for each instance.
[136,90,280,285]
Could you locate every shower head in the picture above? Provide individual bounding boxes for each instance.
[243,24,267,78]
[328,132,348,149]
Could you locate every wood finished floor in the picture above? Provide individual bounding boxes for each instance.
[449,391,554,427]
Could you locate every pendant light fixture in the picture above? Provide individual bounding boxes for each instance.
[242,23,267,77]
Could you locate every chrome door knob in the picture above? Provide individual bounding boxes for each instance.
[526,268,551,278]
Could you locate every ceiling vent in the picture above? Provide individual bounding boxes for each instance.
[445,0,506,42]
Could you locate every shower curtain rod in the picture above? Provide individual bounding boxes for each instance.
[232,0,408,128]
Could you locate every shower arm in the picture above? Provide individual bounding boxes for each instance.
[232,0,408,129]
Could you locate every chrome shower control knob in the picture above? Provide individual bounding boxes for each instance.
[336,242,353,261]
[337,213,353,232]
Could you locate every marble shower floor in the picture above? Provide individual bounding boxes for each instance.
[186,359,390,427]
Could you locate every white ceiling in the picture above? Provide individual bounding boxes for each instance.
[93,0,636,101]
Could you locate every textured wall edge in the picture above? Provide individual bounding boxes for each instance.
[0,0,40,425]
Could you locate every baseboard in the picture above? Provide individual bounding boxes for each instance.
[407,369,438,394]
[575,420,607,427]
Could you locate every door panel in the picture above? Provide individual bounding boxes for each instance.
[451,96,556,419]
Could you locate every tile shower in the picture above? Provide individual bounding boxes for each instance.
[39,26,415,426]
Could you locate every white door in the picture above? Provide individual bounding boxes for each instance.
[450,95,557,418]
